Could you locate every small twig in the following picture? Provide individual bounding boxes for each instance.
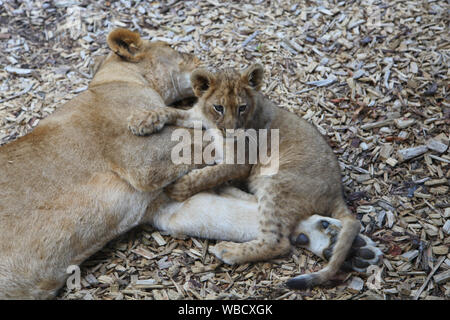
[423,200,441,215]
[413,256,445,300]
[294,87,316,95]
[201,239,209,264]
[428,154,450,164]
[0,82,34,103]
[241,30,260,48]
[275,291,293,300]
[317,99,337,115]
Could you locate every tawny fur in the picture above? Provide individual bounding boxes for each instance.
[130,65,362,289]
[0,29,374,299]
[0,29,202,299]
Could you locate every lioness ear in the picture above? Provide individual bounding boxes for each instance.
[190,68,215,97]
[241,63,264,90]
[107,28,143,62]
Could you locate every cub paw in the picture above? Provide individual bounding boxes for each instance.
[209,242,241,265]
[341,233,383,272]
[165,176,195,202]
[127,110,167,136]
[290,215,383,273]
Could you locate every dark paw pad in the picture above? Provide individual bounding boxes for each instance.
[352,235,367,248]
[291,233,309,246]
[347,236,383,272]
[352,257,370,269]
[356,248,375,260]
[323,233,381,273]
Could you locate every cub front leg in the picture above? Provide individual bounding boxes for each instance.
[165,163,252,202]
[128,107,187,136]
[128,106,206,136]
[209,191,295,265]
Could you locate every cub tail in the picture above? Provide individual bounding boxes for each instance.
[286,204,361,289]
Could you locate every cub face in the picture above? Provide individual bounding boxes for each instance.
[190,64,264,137]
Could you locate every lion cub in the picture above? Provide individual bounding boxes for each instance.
[128,65,362,289]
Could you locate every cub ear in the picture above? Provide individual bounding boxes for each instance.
[190,68,215,97]
[107,28,143,62]
[241,63,264,90]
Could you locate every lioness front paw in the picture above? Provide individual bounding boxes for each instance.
[128,110,168,136]
[290,215,383,273]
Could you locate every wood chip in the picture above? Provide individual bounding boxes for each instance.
[347,277,364,293]
[445,209,450,219]
[151,232,167,246]
[98,275,114,285]
[132,247,157,260]
[414,256,446,300]
[385,157,398,167]
[135,279,157,288]
[401,250,419,262]
[443,221,450,235]
[432,246,449,256]
[379,144,394,160]
[397,146,428,161]
[4,66,34,76]
[426,139,448,154]
[424,178,448,186]
[361,119,393,130]
[394,118,415,129]
[433,270,450,285]
[306,75,337,87]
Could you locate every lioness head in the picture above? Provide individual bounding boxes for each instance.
[92,28,199,103]
[107,28,197,65]
[190,64,264,136]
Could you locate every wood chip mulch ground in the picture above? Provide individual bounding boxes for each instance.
[0,0,448,300]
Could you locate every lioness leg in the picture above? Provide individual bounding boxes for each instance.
[0,171,153,299]
[152,189,381,273]
[151,190,259,242]
[159,189,382,275]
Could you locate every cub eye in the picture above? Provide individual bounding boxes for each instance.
[238,104,247,114]
[213,104,224,114]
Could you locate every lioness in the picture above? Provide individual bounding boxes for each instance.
[0,28,380,299]
[0,28,199,299]
[128,65,383,289]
